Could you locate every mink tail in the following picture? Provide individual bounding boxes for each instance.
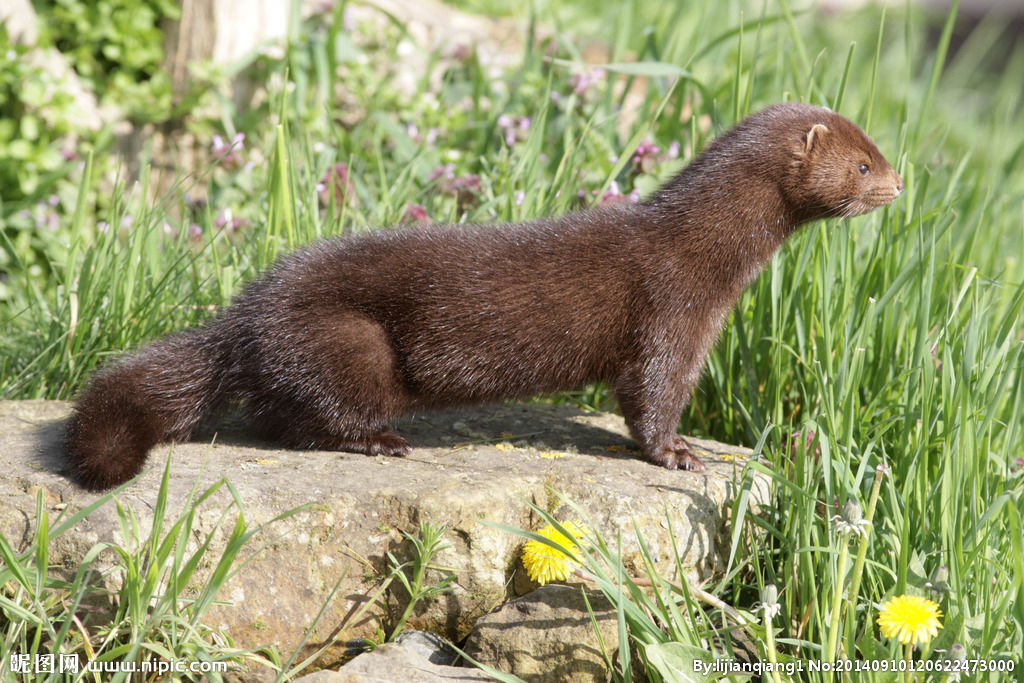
[65,323,233,490]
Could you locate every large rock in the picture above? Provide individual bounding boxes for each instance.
[0,400,768,665]
[465,585,620,682]
[310,638,493,682]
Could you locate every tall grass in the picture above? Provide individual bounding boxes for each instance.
[701,3,1024,676]
[1,0,1022,678]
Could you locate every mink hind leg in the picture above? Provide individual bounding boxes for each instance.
[244,312,413,457]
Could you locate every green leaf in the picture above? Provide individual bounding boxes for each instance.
[643,642,726,683]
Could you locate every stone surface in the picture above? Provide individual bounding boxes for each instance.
[394,630,458,666]
[465,585,619,683]
[0,400,768,665]
[304,641,493,682]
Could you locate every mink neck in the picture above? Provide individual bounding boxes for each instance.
[641,158,799,300]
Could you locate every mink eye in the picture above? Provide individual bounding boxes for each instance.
[858,163,870,176]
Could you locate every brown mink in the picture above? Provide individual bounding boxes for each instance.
[65,102,903,490]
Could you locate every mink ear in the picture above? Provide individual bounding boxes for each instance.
[802,123,829,154]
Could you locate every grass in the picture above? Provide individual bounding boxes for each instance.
[1,0,1022,679]
[0,461,305,681]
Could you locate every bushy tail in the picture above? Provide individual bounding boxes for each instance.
[65,325,230,490]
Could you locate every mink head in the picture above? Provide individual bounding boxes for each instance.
[773,104,903,223]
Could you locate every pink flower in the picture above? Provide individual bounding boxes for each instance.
[497,114,530,147]
[632,141,661,174]
[450,174,482,208]
[450,43,473,63]
[214,208,250,236]
[786,430,821,459]
[212,133,245,168]
[596,181,626,205]
[569,67,605,96]
[400,203,430,224]
[429,163,456,182]
[317,162,356,208]
[430,165,482,209]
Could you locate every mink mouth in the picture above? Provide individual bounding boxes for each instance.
[843,189,902,217]
[823,185,901,218]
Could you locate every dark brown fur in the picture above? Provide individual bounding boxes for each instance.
[65,103,902,490]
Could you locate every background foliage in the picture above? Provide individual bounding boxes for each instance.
[1,0,1022,678]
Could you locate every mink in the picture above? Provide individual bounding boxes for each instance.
[65,102,903,490]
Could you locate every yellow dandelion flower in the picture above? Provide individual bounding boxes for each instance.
[521,522,584,585]
[877,594,943,646]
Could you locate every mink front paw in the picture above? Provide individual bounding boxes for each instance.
[646,437,706,472]
[671,435,706,472]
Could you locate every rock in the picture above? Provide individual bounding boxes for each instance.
[394,630,458,666]
[302,641,493,682]
[465,585,619,683]
[0,400,768,666]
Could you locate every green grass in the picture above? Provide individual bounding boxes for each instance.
[1,0,1022,679]
[0,462,306,681]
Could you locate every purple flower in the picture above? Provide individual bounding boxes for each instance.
[212,133,245,168]
[450,174,482,207]
[318,162,356,208]
[786,430,821,459]
[632,141,661,174]
[33,198,61,231]
[214,209,233,228]
[450,43,473,63]
[213,208,250,235]
[569,67,605,96]
[400,203,430,224]
[497,114,530,147]
[430,165,482,209]
[406,124,441,146]
[429,163,456,182]
[596,181,625,205]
